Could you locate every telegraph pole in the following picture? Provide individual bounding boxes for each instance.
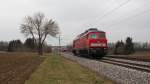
[58,34,61,56]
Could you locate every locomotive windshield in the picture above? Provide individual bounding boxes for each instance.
[91,34,97,38]
[89,32,106,39]
[99,32,106,38]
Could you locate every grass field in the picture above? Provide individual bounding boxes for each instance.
[25,54,114,84]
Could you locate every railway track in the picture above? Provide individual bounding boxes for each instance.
[62,53,150,84]
[105,55,150,62]
[63,53,150,73]
[100,56,150,73]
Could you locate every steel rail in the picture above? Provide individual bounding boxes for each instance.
[100,58,150,73]
[62,53,150,73]
[105,55,150,62]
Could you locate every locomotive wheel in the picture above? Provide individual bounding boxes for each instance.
[72,50,78,56]
[89,48,106,59]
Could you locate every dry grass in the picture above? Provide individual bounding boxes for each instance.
[25,54,114,84]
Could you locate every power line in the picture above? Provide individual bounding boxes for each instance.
[84,0,131,28]
[95,0,131,21]
[103,7,150,29]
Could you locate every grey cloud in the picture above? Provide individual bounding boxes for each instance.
[0,0,150,46]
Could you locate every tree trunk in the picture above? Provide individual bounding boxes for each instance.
[38,41,43,55]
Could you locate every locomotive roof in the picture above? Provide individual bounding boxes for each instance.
[75,28,105,40]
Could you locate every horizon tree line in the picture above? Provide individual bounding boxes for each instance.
[0,37,149,55]
[6,38,52,52]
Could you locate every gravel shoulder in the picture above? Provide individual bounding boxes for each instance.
[62,53,150,84]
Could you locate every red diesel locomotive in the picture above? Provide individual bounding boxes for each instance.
[72,28,108,58]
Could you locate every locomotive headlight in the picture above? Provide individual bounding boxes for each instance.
[91,43,100,46]
[102,43,106,46]
[91,43,106,47]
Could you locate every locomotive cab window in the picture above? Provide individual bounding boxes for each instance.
[90,34,97,38]
[99,32,106,38]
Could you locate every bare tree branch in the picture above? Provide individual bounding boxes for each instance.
[20,12,59,55]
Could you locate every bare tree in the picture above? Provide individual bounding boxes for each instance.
[20,12,59,55]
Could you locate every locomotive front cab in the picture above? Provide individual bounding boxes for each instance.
[88,32,108,56]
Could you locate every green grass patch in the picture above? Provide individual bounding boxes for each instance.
[25,54,114,84]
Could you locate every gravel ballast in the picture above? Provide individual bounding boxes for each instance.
[62,53,150,84]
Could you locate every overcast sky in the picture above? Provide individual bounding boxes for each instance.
[0,0,150,46]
